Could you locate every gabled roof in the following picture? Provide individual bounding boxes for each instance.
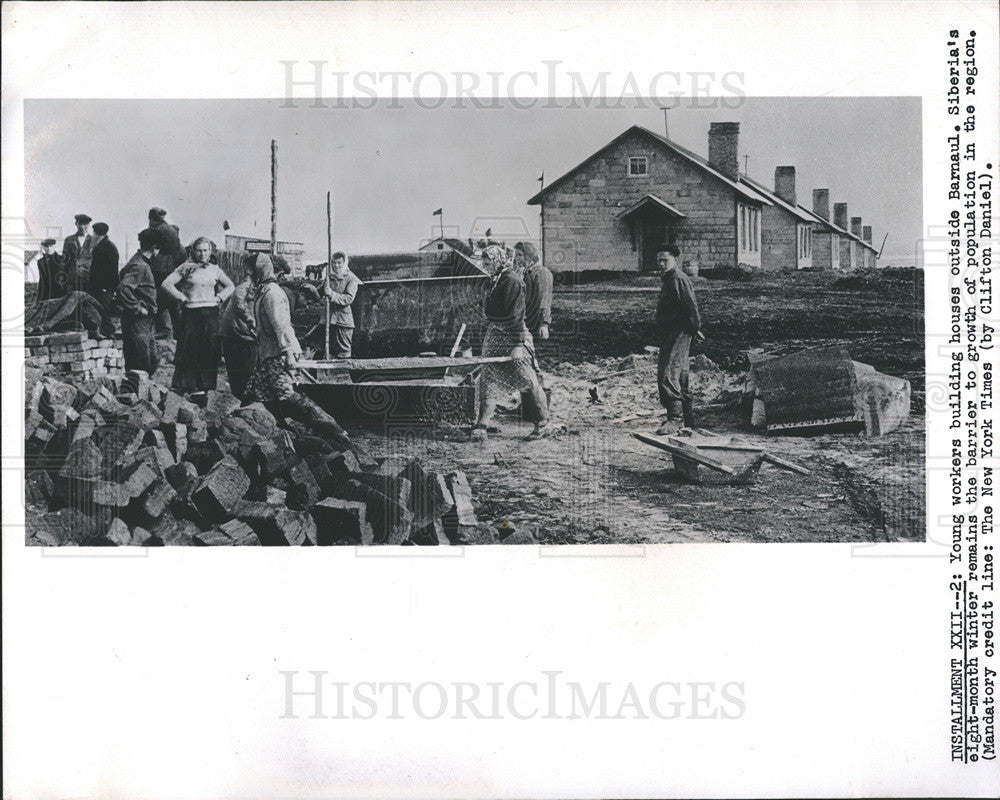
[527,125,773,207]
[615,194,688,220]
[741,176,815,224]
[741,176,878,253]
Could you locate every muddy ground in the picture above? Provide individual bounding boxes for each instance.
[349,269,925,543]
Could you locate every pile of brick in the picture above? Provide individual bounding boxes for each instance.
[24,371,499,547]
[24,331,124,382]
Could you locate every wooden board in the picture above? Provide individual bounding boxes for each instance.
[299,355,511,372]
[632,433,736,475]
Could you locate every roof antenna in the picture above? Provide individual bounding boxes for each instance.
[659,100,679,140]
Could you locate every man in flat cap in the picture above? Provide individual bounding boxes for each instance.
[62,213,94,273]
[36,238,70,303]
[89,222,120,337]
[115,227,162,376]
[147,207,186,338]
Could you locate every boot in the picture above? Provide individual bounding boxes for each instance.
[682,399,695,428]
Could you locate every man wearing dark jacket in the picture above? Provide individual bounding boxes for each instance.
[654,243,703,431]
[115,227,162,375]
[88,222,119,337]
[147,207,186,338]
[62,213,94,272]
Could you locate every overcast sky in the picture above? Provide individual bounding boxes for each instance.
[25,97,921,265]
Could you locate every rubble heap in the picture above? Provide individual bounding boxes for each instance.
[24,371,490,547]
[24,331,124,382]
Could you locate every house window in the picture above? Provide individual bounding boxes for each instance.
[739,204,760,254]
[798,225,811,258]
[628,156,648,176]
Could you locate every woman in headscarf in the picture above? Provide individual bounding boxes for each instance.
[471,244,551,441]
[243,254,368,462]
[161,237,235,396]
[218,254,257,400]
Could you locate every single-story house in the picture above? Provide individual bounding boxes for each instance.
[527,123,879,273]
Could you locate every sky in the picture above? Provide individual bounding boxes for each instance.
[24,97,922,265]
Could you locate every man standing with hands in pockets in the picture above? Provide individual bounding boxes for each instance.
[654,243,704,433]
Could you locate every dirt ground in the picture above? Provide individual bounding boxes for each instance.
[346,269,925,544]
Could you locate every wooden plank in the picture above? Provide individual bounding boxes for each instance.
[632,433,736,475]
[697,442,766,453]
[299,355,512,371]
[761,452,812,476]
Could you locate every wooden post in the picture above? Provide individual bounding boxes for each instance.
[325,191,332,361]
[270,139,277,257]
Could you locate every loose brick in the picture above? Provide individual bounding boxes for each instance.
[443,471,478,544]
[177,399,200,425]
[350,472,412,511]
[195,519,260,546]
[329,479,412,545]
[25,470,54,506]
[160,390,184,423]
[248,433,299,482]
[187,418,209,443]
[26,507,98,546]
[409,516,449,546]
[124,370,150,400]
[137,478,177,519]
[235,501,317,546]
[164,460,198,493]
[191,456,251,523]
[401,460,454,522]
[327,450,361,475]
[92,422,144,468]
[128,399,162,429]
[103,517,132,546]
[310,498,374,545]
[183,439,226,474]
[147,515,200,546]
[203,390,241,424]
[162,422,188,461]
[286,460,322,510]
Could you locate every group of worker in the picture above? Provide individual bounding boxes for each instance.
[37,210,369,460]
[34,214,697,445]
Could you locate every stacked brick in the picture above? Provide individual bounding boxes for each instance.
[24,372,498,547]
[24,331,124,381]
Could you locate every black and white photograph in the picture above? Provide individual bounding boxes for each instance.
[2,2,998,799]
[20,96,924,546]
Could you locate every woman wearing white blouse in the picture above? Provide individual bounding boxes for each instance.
[160,237,235,394]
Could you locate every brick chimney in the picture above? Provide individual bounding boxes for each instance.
[812,189,830,220]
[851,216,863,238]
[833,202,848,230]
[774,166,797,206]
[708,122,740,181]
[863,225,873,244]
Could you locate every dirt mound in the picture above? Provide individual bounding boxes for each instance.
[831,267,922,291]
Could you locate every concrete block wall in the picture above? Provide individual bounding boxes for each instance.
[24,331,124,380]
[541,129,739,272]
[761,205,799,272]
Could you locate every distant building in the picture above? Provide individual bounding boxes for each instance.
[224,234,305,277]
[418,237,475,258]
[527,123,878,273]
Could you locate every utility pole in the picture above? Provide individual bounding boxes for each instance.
[538,172,545,263]
[270,139,278,257]
[325,190,332,361]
